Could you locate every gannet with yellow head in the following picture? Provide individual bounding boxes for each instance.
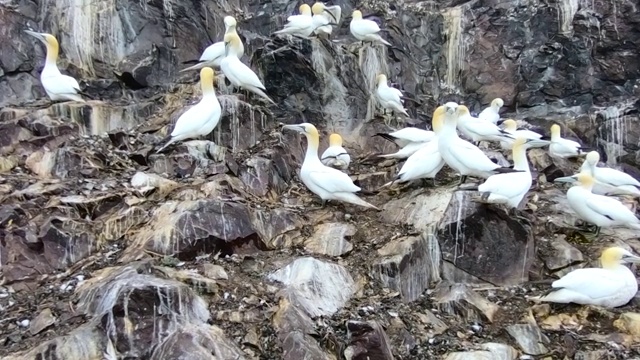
[180,16,244,73]
[439,103,522,184]
[220,33,275,105]
[476,137,540,208]
[546,124,588,159]
[349,10,391,46]
[382,107,446,187]
[499,119,549,150]
[156,67,222,153]
[477,98,504,124]
[529,247,640,308]
[579,151,640,197]
[274,4,315,38]
[283,123,378,210]
[456,105,514,145]
[24,30,84,102]
[320,133,351,170]
[554,172,640,235]
[375,74,409,117]
[374,126,435,159]
[311,2,341,36]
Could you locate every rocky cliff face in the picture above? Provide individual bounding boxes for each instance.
[1,0,640,359]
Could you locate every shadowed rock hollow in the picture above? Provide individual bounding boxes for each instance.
[1,0,640,359]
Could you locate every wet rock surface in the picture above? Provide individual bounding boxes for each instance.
[1,0,640,359]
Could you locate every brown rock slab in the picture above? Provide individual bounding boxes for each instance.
[28,308,56,335]
[344,320,394,360]
[304,222,355,256]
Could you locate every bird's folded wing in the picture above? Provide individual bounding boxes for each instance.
[552,268,626,300]
[309,168,360,193]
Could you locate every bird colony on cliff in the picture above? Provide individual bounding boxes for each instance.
[22,2,640,313]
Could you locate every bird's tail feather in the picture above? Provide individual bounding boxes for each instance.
[373,133,397,143]
[156,136,175,154]
[493,167,524,174]
[334,192,380,210]
[182,59,200,65]
[180,62,207,73]
[247,86,277,105]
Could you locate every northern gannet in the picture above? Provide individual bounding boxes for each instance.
[283,123,379,210]
[311,3,341,36]
[349,10,391,46]
[375,74,409,117]
[374,127,435,159]
[529,247,640,308]
[477,137,536,208]
[320,133,351,170]
[24,30,84,102]
[180,16,244,72]
[156,67,221,153]
[383,109,445,187]
[579,151,640,197]
[456,105,514,144]
[546,124,588,159]
[499,119,550,150]
[274,4,314,38]
[439,103,521,184]
[220,33,275,105]
[477,98,504,124]
[554,172,640,235]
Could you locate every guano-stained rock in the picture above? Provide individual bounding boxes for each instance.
[304,222,355,257]
[443,343,518,360]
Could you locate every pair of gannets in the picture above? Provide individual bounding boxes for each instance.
[554,172,640,235]
[181,16,243,72]
[311,3,342,37]
[283,123,378,210]
[499,119,550,150]
[349,10,391,46]
[579,151,640,197]
[437,102,521,184]
[545,124,589,159]
[530,246,640,308]
[157,67,221,153]
[220,33,275,105]
[274,4,315,38]
[375,74,409,117]
[375,127,435,159]
[456,106,514,144]
[24,30,84,102]
[477,98,504,124]
[320,134,351,170]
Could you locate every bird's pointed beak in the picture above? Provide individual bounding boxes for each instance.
[24,30,46,44]
[527,139,551,147]
[553,176,578,184]
[622,254,640,263]
[282,124,304,133]
[323,9,337,22]
[496,119,505,126]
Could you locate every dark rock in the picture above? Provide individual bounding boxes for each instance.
[344,320,394,360]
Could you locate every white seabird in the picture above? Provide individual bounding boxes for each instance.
[220,33,275,105]
[499,119,550,150]
[375,127,435,159]
[320,133,351,170]
[157,67,222,153]
[456,106,514,144]
[477,98,504,124]
[383,109,445,187]
[282,123,379,210]
[529,246,640,308]
[439,103,522,184]
[477,137,543,208]
[349,10,391,46]
[180,16,244,72]
[579,151,640,197]
[375,74,409,117]
[554,172,640,235]
[546,124,588,159]
[311,3,341,36]
[24,30,84,102]
[274,4,314,38]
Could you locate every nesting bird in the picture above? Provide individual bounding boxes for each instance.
[477,98,504,124]
[579,151,640,197]
[554,172,640,235]
[375,74,409,118]
[456,105,514,144]
[477,137,538,209]
[320,133,351,170]
[180,16,244,72]
[499,119,549,150]
[546,124,588,159]
[438,103,521,184]
[157,67,222,153]
[274,4,314,38]
[220,33,275,105]
[349,10,391,46]
[283,123,379,210]
[375,127,435,159]
[24,30,84,102]
[311,3,341,37]
[529,247,640,308]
